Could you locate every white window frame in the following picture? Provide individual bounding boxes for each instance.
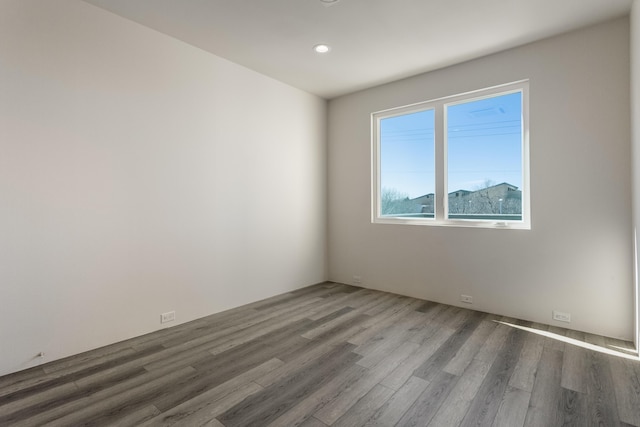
[372,80,530,230]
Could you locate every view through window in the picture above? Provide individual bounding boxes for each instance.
[447,91,523,220]
[380,109,434,216]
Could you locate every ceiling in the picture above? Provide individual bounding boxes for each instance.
[82,0,633,99]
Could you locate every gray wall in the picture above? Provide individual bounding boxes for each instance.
[328,18,633,340]
[0,0,327,376]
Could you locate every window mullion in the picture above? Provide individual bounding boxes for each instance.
[434,104,446,221]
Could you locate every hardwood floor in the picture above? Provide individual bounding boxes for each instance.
[1,282,639,426]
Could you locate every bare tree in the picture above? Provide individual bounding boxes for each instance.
[471,179,499,214]
[475,179,496,191]
[381,188,419,215]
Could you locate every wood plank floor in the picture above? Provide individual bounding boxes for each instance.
[1,282,639,426]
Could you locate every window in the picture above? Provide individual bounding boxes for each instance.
[372,81,529,229]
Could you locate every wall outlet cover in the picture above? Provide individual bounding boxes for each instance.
[161,311,176,324]
[552,310,571,323]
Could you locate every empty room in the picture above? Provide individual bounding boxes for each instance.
[1,0,640,425]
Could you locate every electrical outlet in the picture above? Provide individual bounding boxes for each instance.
[460,295,473,304]
[353,275,362,285]
[552,310,571,323]
[161,311,176,324]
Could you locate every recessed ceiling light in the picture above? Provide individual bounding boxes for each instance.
[313,44,331,53]
[320,0,340,3]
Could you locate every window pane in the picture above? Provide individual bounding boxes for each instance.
[380,109,435,217]
[446,92,522,220]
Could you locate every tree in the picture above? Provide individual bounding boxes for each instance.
[467,180,521,215]
[471,179,499,214]
[381,188,419,215]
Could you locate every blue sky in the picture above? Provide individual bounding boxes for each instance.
[380,92,522,199]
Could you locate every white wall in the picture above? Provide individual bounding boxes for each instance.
[0,0,327,376]
[631,1,640,348]
[328,18,633,340]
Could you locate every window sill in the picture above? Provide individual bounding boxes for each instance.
[373,217,531,230]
